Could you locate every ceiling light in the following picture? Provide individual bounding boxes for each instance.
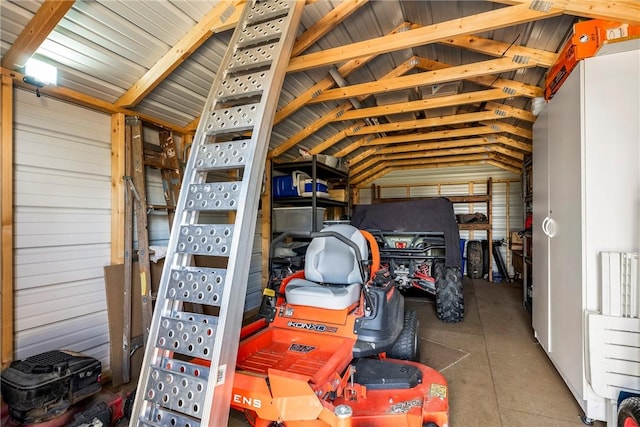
[24,58,57,86]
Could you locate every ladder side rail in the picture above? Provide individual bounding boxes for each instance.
[201,3,306,422]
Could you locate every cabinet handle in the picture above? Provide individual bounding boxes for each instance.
[547,218,557,238]
[542,217,551,237]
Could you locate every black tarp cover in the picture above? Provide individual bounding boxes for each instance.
[352,198,461,268]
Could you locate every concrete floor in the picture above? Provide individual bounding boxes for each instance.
[229,278,604,426]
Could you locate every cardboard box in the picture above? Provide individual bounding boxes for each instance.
[510,231,524,251]
[545,20,640,99]
[328,188,347,202]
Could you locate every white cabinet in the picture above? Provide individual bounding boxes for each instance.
[532,42,640,422]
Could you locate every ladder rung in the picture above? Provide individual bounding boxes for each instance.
[237,18,285,48]
[176,225,234,256]
[147,204,175,211]
[166,267,226,306]
[146,365,209,419]
[216,70,269,103]
[139,407,201,427]
[194,139,251,171]
[204,103,259,135]
[246,0,291,24]
[185,182,241,211]
[156,312,218,359]
[227,44,277,73]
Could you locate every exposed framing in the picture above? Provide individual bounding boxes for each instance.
[1,74,13,368]
[110,113,126,264]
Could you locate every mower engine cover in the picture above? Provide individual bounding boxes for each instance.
[0,350,102,424]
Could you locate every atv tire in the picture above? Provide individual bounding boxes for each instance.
[466,240,483,279]
[434,262,464,323]
[388,310,420,361]
[481,239,490,278]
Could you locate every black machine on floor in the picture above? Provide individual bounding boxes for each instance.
[352,198,465,323]
[0,350,102,424]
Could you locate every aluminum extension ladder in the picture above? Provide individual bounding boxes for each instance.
[129,1,304,425]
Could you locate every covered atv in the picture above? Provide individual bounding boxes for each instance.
[226,224,449,426]
[352,198,464,323]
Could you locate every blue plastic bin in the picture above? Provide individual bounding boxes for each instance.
[273,175,298,198]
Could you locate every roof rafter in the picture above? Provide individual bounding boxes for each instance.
[491,0,640,25]
[351,153,497,185]
[269,55,417,158]
[272,22,414,127]
[336,88,514,122]
[349,142,524,175]
[287,3,562,73]
[1,67,188,133]
[353,153,521,185]
[346,110,522,137]
[1,0,75,70]
[365,132,499,149]
[438,34,557,67]
[480,120,532,139]
[116,0,354,110]
[413,57,543,98]
[115,0,246,108]
[309,56,537,104]
[291,0,369,57]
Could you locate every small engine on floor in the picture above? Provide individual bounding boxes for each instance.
[1,350,102,424]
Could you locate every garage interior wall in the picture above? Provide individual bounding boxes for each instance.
[13,88,112,369]
[11,89,263,371]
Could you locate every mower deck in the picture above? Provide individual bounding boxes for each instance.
[231,322,449,427]
[236,327,354,386]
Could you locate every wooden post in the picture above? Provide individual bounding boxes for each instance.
[1,73,14,368]
[111,113,126,264]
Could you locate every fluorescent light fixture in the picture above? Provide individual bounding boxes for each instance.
[24,58,57,86]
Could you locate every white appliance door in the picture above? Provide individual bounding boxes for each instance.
[532,103,551,351]
[546,66,584,396]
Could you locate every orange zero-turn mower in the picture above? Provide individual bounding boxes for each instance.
[203,224,449,426]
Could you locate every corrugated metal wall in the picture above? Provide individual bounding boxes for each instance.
[13,89,112,368]
[357,165,524,277]
[12,92,263,373]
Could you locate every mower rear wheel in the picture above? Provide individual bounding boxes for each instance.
[618,397,640,427]
[388,310,420,361]
[434,262,464,323]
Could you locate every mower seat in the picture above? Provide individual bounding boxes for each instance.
[286,224,368,310]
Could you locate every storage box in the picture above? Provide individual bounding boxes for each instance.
[273,171,311,198]
[273,207,326,233]
[299,178,329,197]
[328,189,347,202]
[510,231,523,251]
[545,20,640,99]
[273,175,299,198]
